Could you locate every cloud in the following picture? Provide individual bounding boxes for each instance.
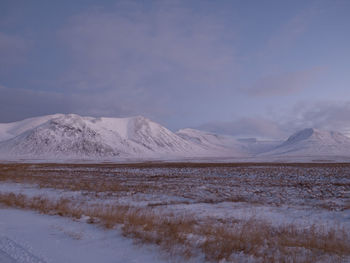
[0,85,134,123]
[0,32,29,73]
[57,1,238,100]
[197,117,284,139]
[3,81,350,140]
[245,67,323,96]
[281,101,350,134]
[197,100,350,139]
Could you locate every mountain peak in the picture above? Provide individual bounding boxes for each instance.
[262,127,350,157]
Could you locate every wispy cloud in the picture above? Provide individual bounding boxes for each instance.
[245,67,323,97]
[197,100,350,139]
[197,117,284,139]
[282,101,350,134]
[58,1,238,100]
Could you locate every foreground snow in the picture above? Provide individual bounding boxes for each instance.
[0,208,167,263]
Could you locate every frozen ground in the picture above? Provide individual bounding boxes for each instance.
[0,208,168,263]
[0,162,350,262]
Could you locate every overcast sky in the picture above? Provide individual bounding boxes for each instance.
[1,0,350,139]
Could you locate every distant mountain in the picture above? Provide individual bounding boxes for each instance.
[1,115,350,161]
[0,114,248,160]
[263,128,350,157]
[176,128,248,157]
[0,114,208,159]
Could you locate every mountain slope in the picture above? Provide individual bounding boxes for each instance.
[176,128,251,157]
[0,114,212,159]
[0,114,64,141]
[263,128,350,157]
[176,128,283,156]
[1,115,350,160]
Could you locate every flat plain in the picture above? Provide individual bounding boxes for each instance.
[1,162,350,262]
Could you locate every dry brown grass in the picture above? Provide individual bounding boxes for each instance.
[122,215,349,262]
[0,193,83,218]
[0,192,349,262]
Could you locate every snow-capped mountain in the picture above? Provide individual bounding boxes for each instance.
[0,114,217,159]
[1,115,350,161]
[263,128,350,157]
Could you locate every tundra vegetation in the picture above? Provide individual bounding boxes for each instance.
[1,162,350,262]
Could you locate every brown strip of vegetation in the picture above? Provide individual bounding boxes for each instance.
[2,162,350,170]
[1,163,350,210]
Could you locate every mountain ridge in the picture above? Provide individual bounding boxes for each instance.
[0,114,350,160]
[262,128,350,157]
[0,114,229,159]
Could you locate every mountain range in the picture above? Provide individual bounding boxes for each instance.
[0,114,349,161]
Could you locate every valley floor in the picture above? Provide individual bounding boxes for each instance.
[0,162,350,262]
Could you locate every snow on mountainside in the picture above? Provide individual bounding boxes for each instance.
[0,114,64,141]
[176,129,281,156]
[0,114,213,159]
[263,128,350,157]
[176,128,248,156]
[1,114,350,160]
[176,128,237,148]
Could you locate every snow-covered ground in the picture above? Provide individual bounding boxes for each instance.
[0,208,167,263]
[1,163,350,262]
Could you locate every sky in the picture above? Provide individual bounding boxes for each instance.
[0,0,350,139]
